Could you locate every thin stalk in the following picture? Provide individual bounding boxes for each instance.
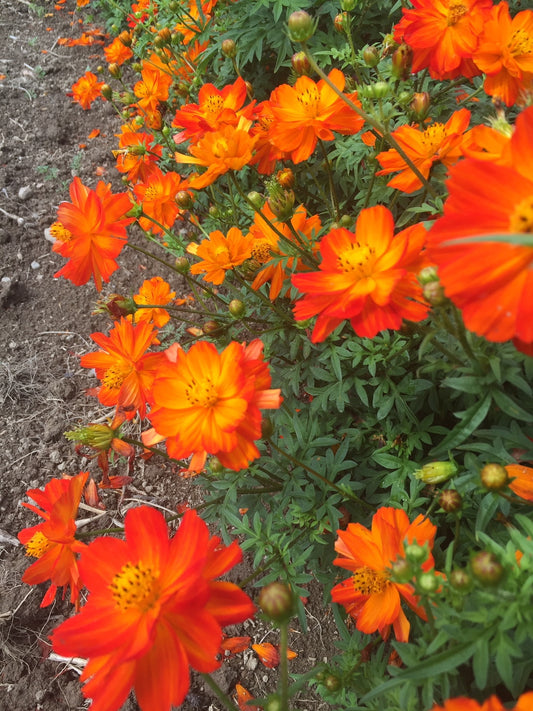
[279,622,290,711]
[318,138,340,220]
[301,45,438,198]
[199,673,240,711]
[125,241,180,273]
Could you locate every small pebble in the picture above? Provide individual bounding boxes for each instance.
[44,227,55,244]
[8,341,17,350]
[18,185,32,201]
[30,260,40,270]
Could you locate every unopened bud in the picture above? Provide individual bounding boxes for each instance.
[258,582,294,622]
[341,0,357,10]
[108,63,121,79]
[449,568,473,592]
[404,542,429,565]
[291,51,311,76]
[324,675,342,692]
[391,43,412,81]
[209,456,224,473]
[288,10,315,42]
[176,190,194,210]
[438,489,462,513]
[362,45,379,67]
[203,320,222,335]
[411,91,430,120]
[174,256,190,274]
[415,461,457,484]
[423,280,446,306]
[158,27,172,43]
[247,191,264,210]
[389,557,413,583]
[480,463,509,491]
[228,299,245,318]
[470,551,504,586]
[221,39,237,58]
[418,266,439,285]
[267,189,295,221]
[276,168,295,189]
[101,83,113,100]
[119,30,132,47]
[334,12,349,33]
[417,572,439,594]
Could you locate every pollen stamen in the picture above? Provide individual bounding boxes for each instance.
[110,561,159,612]
[25,531,54,559]
[352,567,388,595]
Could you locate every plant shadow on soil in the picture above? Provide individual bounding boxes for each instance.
[0,2,339,709]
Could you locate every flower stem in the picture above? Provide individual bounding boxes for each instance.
[199,673,240,711]
[279,621,290,710]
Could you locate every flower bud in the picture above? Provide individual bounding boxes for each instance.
[417,571,439,594]
[261,417,274,439]
[93,293,137,319]
[480,463,509,491]
[228,299,245,318]
[176,82,190,98]
[397,90,412,106]
[221,39,237,58]
[247,191,264,210]
[174,256,190,274]
[341,0,357,10]
[389,557,413,583]
[411,91,430,120]
[267,189,295,222]
[449,568,473,592]
[291,51,311,76]
[209,456,224,473]
[470,551,504,586]
[158,27,172,43]
[276,167,295,189]
[100,83,113,100]
[65,424,115,451]
[258,582,294,622]
[288,10,315,42]
[176,190,194,210]
[362,45,379,67]
[414,461,457,484]
[423,280,446,306]
[334,12,349,34]
[339,214,354,228]
[324,674,342,692]
[208,205,220,218]
[404,542,429,565]
[202,320,222,335]
[108,63,121,79]
[418,266,439,285]
[119,30,132,47]
[438,489,462,513]
[391,43,413,81]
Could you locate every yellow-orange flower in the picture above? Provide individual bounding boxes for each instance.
[267,69,364,163]
[292,206,428,343]
[175,117,258,189]
[431,692,533,711]
[71,71,104,110]
[473,2,533,106]
[104,36,133,65]
[134,55,173,114]
[376,108,470,193]
[114,126,163,184]
[149,340,282,472]
[393,0,492,80]
[133,277,176,328]
[80,317,165,420]
[247,203,322,300]
[505,464,533,502]
[133,166,188,234]
[187,227,254,285]
[18,472,89,608]
[332,507,437,642]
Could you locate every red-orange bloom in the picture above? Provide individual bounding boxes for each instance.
[133,166,188,235]
[248,204,322,300]
[427,107,533,346]
[134,55,173,115]
[133,277,176,328]
[331,507,437,642]
[393,0,492,80]
[51,506,255,711]
[71,71,104,110]
[292,206,429,343]
[430,692,533,711]
[175,117,258,189]
[149,339,282,472]
[376,108,471,193]
[267,69,364,164]
[172,76,252,145]
[114,127,163,184]
[80,317,165,420]
[53,177,133,290]
[18,472,88,608]
[104,36,133,65]
[505,464,533,502]
[473,3,533,107]
[187,227,254,285]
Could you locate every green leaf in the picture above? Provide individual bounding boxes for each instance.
[492,389,533,422]
[430,394,492,457]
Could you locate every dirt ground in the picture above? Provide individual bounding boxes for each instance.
[0,2,338,709]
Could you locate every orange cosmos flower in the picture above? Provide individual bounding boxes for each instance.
[114,128,163,184]
[18,472,89,608]
[175,116,258,189]
[426,106,533,346]
[249,101,292,175]
[248,203,322,300]
[505,464,533,502]
[376,108,471,193]
[51,506,255,711]
[134,55,173,115]
[104,36,133,65]
[292,205,429,343]
[187,227,254,285]
[172,76,252,145]
[53,177,133,290]
[268,68,364,164]
[331,506,437,642]
[460,122,512,163]
[71,70,104,110]
[80,317,165,420]
[473,2,533,107]
[133,166,188,234]
[133,277,176,328]
[431,693,533,711]
[149,339,282,472]
[393,0,492,80]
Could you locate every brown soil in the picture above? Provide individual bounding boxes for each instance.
[0,2,337,709]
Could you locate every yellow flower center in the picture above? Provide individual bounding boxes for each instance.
[211,137,229,158]
[49,221,73,243]
[509,195,533,233]
[252,241,274,264]
[25,531,54,558]
[337,243,376,278]
[508,28,533,57]
[185,376,219,407]
[447,2,468,26]
[102,363,132,392]
[205,94,224,114]
[110,561,159,612]
[421,123,447,153]
[352,567,389,595]
[296,85,320,116]
[143,185,161,201]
